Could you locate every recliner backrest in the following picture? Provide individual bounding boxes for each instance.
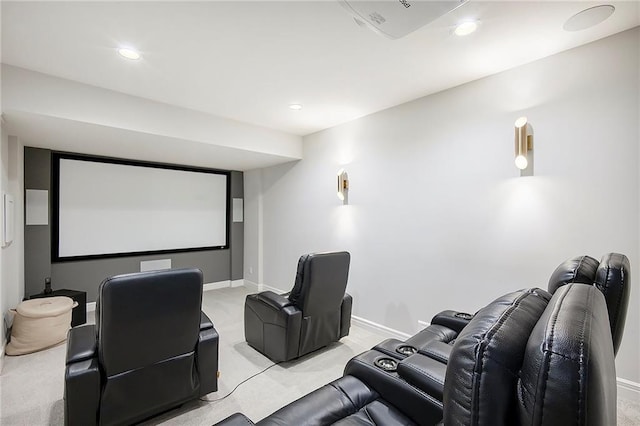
[547,255,599,294]
[518,284,617,425]
[96,268,203,377]
[594,253,630,355]
[288,252,350,316]
[547,253,630,355]
[443,288,551,426]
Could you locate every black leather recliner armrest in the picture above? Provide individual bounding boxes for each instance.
[345,350,443,425]
[245,293,303,362]
[397,353,447,401]
[200,311,214,331]
[339,293,353,338]
[65,325,100,426]
[214,413,256,425]
[66,325,97,365]
[430,310,473,333]
[418,341,453,364]
[198,323,219,396]
[250,291,293,310]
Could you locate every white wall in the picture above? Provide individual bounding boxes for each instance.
[246,28,640,385]
[0,131,25,367]
[2,65,303,172]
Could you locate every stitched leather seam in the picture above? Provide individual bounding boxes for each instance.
[328,382,360,416]
[421,349,448,364]
[362,405,375,424]
[576,287,592,424]
[610,255,625,341]
[571,256,586,283]
[535,285,569,425]
[401,363,444,387]
[473,289,534,425]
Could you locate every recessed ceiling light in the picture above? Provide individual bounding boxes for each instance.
[454,21,478,37]
[117,47,141,60]
[563,5,615,32]
[289,104,303,111]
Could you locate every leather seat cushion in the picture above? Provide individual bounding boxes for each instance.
[257,375,415,426]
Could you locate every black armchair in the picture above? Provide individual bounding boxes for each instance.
[244,251,352,362]
[64,268,219,426]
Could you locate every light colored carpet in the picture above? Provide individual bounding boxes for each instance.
[1,286,638,425]
[0,286,386,425]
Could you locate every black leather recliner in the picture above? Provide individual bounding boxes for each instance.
[217,252,627,426]
[374,252,630,369]
[244,251,352,362]
[64,268,219,426]
[217,283,617,425]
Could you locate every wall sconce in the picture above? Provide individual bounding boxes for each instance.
[514,117,533,171]
[337,169,349,204]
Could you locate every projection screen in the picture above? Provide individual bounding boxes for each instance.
[53,155,229,260]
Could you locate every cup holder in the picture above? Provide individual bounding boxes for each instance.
[374,357,398,372]
[455,312,474,320]
[396,345,417,356]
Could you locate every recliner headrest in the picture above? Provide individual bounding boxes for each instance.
[547,255,599,294]
[594,253,630,355]
[288,251,351,315]
[288,254,311,305]
[443,288,551,426]
[518,284,616,425]
[548,253,630,356]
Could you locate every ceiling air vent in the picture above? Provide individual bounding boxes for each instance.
[339,0,467,39]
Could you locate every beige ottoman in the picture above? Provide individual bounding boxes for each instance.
[6,296,76,356]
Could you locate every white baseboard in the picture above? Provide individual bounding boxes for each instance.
[231,279,244,288]
[261,283,285,293]
[203,280,232,292]
[241,281,285,293]
[351,315,412,340]
[243,280,260,292]
[618,377,640,402]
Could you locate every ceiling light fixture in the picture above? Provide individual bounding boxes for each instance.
[117,47,141,60]
[289,104,303,111]
[454,21,478,36]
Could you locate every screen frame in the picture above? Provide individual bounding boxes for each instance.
[51,152,231,263]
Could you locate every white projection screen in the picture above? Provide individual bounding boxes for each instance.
[54,156,228,260]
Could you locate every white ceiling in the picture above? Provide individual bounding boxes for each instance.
[2,1,639,138]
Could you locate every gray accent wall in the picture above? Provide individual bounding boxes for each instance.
[24,148,52,297]
[24,147,244,302]
[230,171,244,280]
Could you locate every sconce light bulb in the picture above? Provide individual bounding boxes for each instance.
[515,155,528,170]
[514,117,528,128]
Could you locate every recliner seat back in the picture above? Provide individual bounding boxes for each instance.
[289,252,351,356]
[547,255,599,293]
[289,252,351,315]
[95,269,203,425]
[443,288,551,426]
[547,253,630,355]
[518,284,617,425]
[594,252,630,355]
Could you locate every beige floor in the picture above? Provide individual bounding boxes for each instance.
[0,286,638,425]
